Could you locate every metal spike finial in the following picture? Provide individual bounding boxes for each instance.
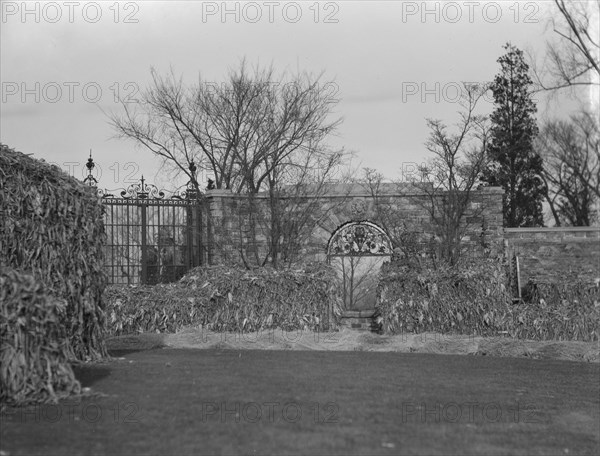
[86,150,95,172]
[184,161,201,199]
[136,175,149,199]
[84,149,98,186]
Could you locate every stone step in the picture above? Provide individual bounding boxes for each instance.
[340,309,382,333]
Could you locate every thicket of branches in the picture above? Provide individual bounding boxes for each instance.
[537,109,599,226]
[109,61,349,268]
[363,83,490,267]
[526,0,600,226]
[530,0,599,94]
[421,83,490,264]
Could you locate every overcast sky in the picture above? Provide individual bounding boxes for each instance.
[1,1,594,192]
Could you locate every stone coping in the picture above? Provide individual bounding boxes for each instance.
[204,184,504,199]
[504,227,600,233]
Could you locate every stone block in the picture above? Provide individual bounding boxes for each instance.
[466,216,482,224]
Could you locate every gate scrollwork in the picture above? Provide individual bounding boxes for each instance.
[327,221,392,257]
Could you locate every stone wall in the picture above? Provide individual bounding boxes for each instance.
[504,227,600,284]
[203,184,505,266]
[203,186,600,294]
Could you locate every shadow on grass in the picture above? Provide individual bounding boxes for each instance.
[105,333,167,357]
[107,348,157,357]
[72,365,112,388]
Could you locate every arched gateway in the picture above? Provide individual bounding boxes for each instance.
[327,221,392,321]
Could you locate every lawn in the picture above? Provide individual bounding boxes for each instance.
[1,348,598,455]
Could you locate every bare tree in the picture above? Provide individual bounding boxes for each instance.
[361,83,490,268]
[109,60,346,269]
[109,61,342,195]
[361,168,428,268]
[265,148,349,268]
[530,0,600,93]
[536,108,600,225]
[231,148,350,269]
[419,83,490,266]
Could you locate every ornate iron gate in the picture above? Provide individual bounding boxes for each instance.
[327,221,393,310]
[85,157,204,286]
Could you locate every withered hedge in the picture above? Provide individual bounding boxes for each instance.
[0,144,107,361]
[1,267,81,406]
[377,259,512,336]
[104,263,342,336]
[510,280,600,341]
[376,259,599,342]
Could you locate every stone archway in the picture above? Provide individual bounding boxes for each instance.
[327,221,392,316]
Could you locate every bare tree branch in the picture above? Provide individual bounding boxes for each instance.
[419,83,490,265]
[536,107,599,225]
[529,0,600,94]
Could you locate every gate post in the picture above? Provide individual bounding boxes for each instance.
[184,160,203,269]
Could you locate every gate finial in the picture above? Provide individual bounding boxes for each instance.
[83,149,98,187]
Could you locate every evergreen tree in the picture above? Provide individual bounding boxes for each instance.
[483,43,545,227]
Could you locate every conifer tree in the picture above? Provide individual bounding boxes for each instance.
[483,43,545,227]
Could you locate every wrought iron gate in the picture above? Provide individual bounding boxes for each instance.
[98,177,204,285]
[83,152,205,287]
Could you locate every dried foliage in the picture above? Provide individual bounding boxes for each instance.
[377,259,599,342]
[377,259,511,336]
[104,263,342,336]
[0,268,81,406]
[512,280,600,341]
[0,144,108,361]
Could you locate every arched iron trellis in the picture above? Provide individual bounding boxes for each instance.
[327,221,392,258]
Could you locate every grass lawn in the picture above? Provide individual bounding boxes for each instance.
[1,348,599,455]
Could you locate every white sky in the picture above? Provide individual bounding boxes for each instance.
[0,0,593,192]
